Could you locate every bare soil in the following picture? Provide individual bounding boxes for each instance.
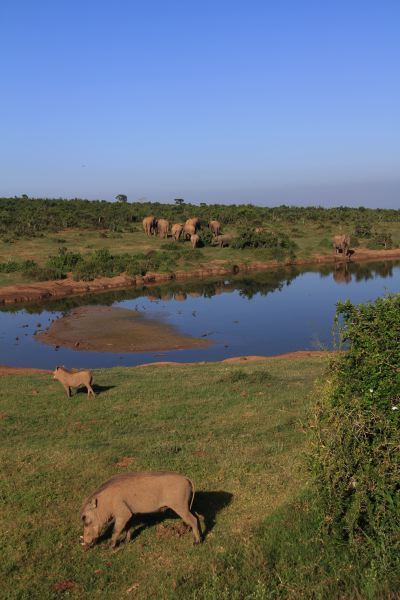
[35,305,211,353]
[0,248,399,307]
[0,350,330,376]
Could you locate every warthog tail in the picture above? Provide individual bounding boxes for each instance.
[187,477,195,510]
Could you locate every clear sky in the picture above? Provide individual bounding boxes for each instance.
[1,0,399,207]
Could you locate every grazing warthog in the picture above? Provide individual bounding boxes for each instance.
[80,472,201,549]
[208,220,221,236]
[157,218,169,238]
[333,234,350,256]
[53,366,95,399]
[212,234,233,248]
[171,223,184,240]
[190,234,200,248]
[142,215,157,237]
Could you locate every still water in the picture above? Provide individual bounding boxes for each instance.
[1,260,399,369]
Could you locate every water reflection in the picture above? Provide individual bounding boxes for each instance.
[0,260,399,369]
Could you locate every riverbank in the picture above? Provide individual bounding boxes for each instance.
[0,350,330,376]
[1,247,400,306]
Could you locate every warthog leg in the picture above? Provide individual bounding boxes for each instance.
[170,505,202,544]
[110,505,132,548]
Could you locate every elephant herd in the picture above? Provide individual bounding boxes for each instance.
[142,216,229,248]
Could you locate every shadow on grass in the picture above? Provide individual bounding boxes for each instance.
[75,384,116,395]
[98,490,233,545]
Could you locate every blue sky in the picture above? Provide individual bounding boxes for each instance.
[1,0,399,206]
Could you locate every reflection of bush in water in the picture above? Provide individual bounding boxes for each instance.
[318,260,398,284]
[1,261,398,315]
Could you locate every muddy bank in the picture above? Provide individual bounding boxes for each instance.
[0,350,330,376]
[35,305,212,353]
[136,350,332,367]
[1,248,400,307]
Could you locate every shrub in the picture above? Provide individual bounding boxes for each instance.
[312,295,400,559]
[231,228,296,252]
[46,247,83,272]
[354,222,372,238]
[198,229,214,246]
[366,231,393,250]
[0,259,36,273]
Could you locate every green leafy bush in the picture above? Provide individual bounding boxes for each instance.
[0,259,36,273]
[312,295,400,559]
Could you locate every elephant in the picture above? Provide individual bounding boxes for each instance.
[171,223,184,240]
[143,216,157,237]
[185,218,200,232]
[208,220,221,236]
[333,234,350,256]
[157,218,169,238]
[190,234,200,248]
[333,263,352,284]
[183,222,196,240]
[212,234,233,248]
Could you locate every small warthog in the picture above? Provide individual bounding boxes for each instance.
[80,472,201,548]
[53,366,95,399]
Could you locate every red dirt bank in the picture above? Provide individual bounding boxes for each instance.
[0,248,399,307]
[0,350,330,376]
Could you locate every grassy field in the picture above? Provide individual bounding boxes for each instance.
[1,218,399,287]
[1,357,329,599]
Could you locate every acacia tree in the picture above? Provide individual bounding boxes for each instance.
[116,194,128,203]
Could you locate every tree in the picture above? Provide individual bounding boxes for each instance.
[174,198,185,206]
[116,194,128,203]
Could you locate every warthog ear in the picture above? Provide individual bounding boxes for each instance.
[89,497,98,509]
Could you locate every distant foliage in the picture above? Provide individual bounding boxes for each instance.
[312,295,400,561]
[0,197,399,240]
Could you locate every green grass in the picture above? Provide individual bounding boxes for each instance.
[1,356,397,599]
[0,357,326,599]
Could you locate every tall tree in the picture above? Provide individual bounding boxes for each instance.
[116,194,128,203]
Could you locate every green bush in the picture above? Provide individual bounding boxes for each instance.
[312,295,400,559]
[231,229,297,262]
[46,247,83,272]
[0,259,36,273]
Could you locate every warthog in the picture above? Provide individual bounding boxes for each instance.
[333,234,350,256]
[212,234,233,248]
[53,366,95,399]
[80,472,201,549]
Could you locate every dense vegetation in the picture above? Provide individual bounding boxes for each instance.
[1,197,399,285]
[312,294,400,596]
[1,196,399,240]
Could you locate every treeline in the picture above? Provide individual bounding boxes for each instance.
[0,196,399,239]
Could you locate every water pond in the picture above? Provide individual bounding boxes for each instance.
[1,260,399,369]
